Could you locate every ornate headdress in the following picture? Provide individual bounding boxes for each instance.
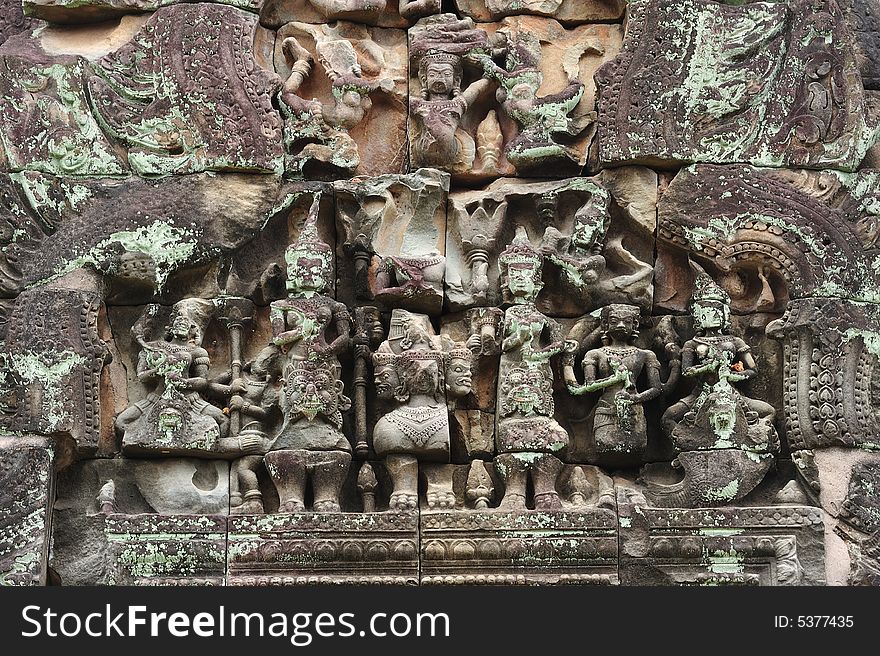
[285,195,333,267]
[690,261,731,307]
[499,225,542,271]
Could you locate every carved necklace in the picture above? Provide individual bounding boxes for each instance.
[602,345,638,358]
[385,405,447,446]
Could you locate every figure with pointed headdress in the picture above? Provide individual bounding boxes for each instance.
[647,263,779,508]
[494,227,570,510]
[264,196,354,512]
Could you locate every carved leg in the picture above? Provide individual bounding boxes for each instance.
[311,450,352,513]
[232,455,265,515]
[422,463,456,510]
[495,453,528,510]
[532,453,563,511]
[661,400,689,438]
[385,454,418,511]
[264,450,306,513]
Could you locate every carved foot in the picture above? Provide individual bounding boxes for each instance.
[389,492,418,511]
[498,493,526,510]
[231,499,264,515]
[313,499,341,513]
[279,499,305,513]
[534,492,562,511]
[426,490,456,510]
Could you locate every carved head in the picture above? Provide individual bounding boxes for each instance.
[419,50,462,99]
[285,359,346,428]
[690,264,732,333]
[499,226,543,303]
[165,298,214,346]
[395,349,444,402]
[285,197,333,297]
[600,304,640,345]
[500,364,552,418]
[372,351,399,401]
[444,345,473,398]
[571,189,611,252]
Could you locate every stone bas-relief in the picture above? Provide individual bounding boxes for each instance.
[4,0,880,587]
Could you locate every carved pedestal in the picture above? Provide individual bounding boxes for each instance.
[100,514,227,586]
[618,495,825,586]
[227,512,419,585]
[420,510,618,585]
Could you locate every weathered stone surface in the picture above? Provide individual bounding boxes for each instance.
[24,0,263,24]
[0,436,54,586]
[1,0,37,48]
[273,21,407,178]
[843,0,880,90]
[88,4,283,175]
[446,170,656,316]
[617,485,826,586]
[0,35,128,176]
[421,509,618,584]
[227,512,418,584]
[0,172,304,299]
[597,0,880,171]
[0,288,110,455]
[453,0,625,24]
[335,168,448,313]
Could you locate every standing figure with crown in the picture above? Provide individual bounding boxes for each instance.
[264,197,354,513]
[649,262,779,508]
[494,226,570,510]
[409,48,494,172]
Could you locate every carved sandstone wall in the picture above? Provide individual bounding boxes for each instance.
[1,0,879,586]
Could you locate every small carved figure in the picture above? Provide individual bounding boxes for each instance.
[661,266,776,449]
[264,199,353,513]
[472,32,586,168]
[409,48,493,171]
[371,310,455,510]
[563,304,678,457]
[649,263,779,508]
[279,37,393,175]
[224,348,280,515]
[116,299,230,454]
[495,227,570,509]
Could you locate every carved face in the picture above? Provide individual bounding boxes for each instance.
[287,252,330,295]
[445,355,473,397]
[602,305,639,342]
[692,300,729,332]
[287,366,341,422]
[399,357,442,399]
[374,360,400,401]
[501,366,550,417]
[506,263,541,301]
[425,62,457,96]
[169,316,191,340]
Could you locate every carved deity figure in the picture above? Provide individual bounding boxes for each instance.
[539,189,608,293]
[279,37,393,175]
[226,347,280,515]
[495,227,570,509]
[661,266,776,449]
[649,264,779,508]
[472,32,585,168]
[372,310,451,510]
[264,199,353,512]
[563,304,677,457]
[409,49,493,171]
[116,299,231,454]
